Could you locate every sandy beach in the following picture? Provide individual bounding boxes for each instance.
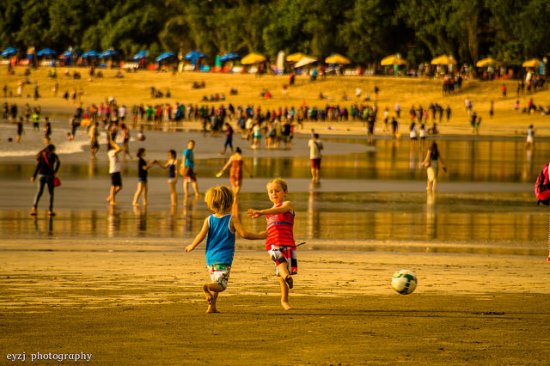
[1,70,550,365]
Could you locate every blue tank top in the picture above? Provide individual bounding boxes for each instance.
[205,214,235,266]
[168,162,176,178]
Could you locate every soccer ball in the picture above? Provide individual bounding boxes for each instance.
[391,269,417,295]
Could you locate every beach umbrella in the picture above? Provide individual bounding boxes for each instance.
[219,53,240,63]
[325,54,351,65]
[155,51,176,63]
[286,52,306,62]
[380,54,407,66]
[475,57,498,67]
[82,50,99,58]
[431,55,456,65]
[522,58,541,68]
[132,50,147,61]
[1,47,17,58]
[100,49,117,58]
[241,52,266,65]
[37,48,57,57]
[294,56,317,68]
[184,50,206,61]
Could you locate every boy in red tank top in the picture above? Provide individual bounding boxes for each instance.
[248,178,296,310]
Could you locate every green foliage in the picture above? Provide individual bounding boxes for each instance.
[0,0,548,66]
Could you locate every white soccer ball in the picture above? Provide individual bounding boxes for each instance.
[391,269,417,295]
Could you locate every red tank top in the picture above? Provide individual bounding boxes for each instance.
[265,204,295,250]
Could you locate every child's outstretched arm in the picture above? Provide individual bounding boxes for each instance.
[248,201,293,218]
[232,197,267,240]
[185,217,209,252]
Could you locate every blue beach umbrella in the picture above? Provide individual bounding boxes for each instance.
[82,50,99,58]
[1,47,17,58]
[37,48,57,57]
[220,53,240,63]
[155,51,176,63]
[132,50,147,61]
[100,49,117,58]
[184,50,206,61]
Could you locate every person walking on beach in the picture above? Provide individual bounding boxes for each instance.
[308,132,323,184]
[422,142,447,192]
[248,178,297,310]
[107,142,123,205]
[526,124,535,150]
[217,147,250,194]
[119,123,132,160]
[222,122,234,155]
[181,139,200,198]
[43,117,52,144]
[88,121,100,159]
[30,144,60,216]
[185,186,265,313]
[16,117,24,143]
[132,148,156,206]
[160,149,178,206]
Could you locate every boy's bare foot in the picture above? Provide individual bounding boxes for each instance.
[281,301,293,310]
[285,275,294,289]
[30,207,37,216]
[202,284,213,304]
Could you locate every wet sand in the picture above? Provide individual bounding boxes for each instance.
[1,240,549,364]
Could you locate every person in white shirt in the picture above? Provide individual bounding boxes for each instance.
[107,142,123,205]
[308,132,323,184]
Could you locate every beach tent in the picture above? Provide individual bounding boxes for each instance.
[431,55,456,65]
[132,50,147,61]
[476,57,498,67]
[241,53,266,65]
[325,54,351,65]
[522,59,541,68]
[294,55,317,68]
[155,51,176,63]
[1,47,17,58]
[286,52,306,62]
[37,48,57,57]
[82,50,99,58]
[219,53,240,63]
[380,54,407,66]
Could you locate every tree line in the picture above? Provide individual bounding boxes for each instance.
[1,0,549,66]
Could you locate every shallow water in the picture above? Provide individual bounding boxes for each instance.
[0,131,547,252]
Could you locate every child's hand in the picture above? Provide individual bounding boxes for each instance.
[247,209,261,218]
[184,245,194,252]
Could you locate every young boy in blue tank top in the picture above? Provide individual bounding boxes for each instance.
[185,186,265,313]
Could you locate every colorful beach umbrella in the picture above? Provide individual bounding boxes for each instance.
[325,54,351,65]
[380,54,407,66]
[241,52,266,65]
[132,50,147,61]
[431,55,456,65]
[294,56,317,68]
[1,47,17,58]
[100,49,117,58]
[286,52,306,62]
[522,59,541,68]
[155,51,176,63]
[476,57,499,67]
[219,53,240,63]
[37,48,57,57]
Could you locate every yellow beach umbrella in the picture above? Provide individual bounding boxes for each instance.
[431,55,457,65]
[241,52,266,65]
[286,52,305,62]
[476,57,498,67]
[294,56,317,68]
[325,54,351,65]
[380,54,407,66]
[522,58,541,68]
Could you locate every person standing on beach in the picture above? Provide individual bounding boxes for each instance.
[132,148,156,207]
[16,117,24,143]
[181,139,200,198]
[107,142,123,205]
[185,186,265,313]
[160,149,178,206]
[422,142,447,192]
[248,178,297,310]
[526,124,535,150]
[30,144,60,216]
[43,117,52,144]
[88,121,100,159]
[222,122,234,155]
[308,132,323,184]
[218,147,250,194]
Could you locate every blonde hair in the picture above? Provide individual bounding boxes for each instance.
[204,186,233,214]
[266,178,288,192]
